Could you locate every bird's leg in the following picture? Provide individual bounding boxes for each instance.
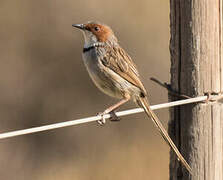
[97,96,130,125]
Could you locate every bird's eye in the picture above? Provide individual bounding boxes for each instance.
[94,26,100,31]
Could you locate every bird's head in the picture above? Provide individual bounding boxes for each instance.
[72,22,117,47]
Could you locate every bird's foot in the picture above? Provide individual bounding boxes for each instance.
[96,112,107,125]
[96,110,120,125]
[109,111,120,122]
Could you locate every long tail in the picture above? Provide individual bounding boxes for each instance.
[137,97,192,174]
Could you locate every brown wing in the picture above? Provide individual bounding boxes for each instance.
[99,46,147,96]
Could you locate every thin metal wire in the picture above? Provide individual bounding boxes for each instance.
[0,95,215,140]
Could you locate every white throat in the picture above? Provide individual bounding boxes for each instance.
[82,31,98,48]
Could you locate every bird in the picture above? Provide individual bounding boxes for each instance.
[72,21,192,174]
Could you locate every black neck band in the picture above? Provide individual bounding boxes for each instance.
[83,46,95,53]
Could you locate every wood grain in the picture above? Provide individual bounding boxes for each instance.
[169,0,223,179]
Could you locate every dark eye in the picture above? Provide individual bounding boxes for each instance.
[94,26,100,31]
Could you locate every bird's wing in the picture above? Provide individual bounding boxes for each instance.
[98,46,147,95]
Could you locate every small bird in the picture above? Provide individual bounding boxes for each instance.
[72,21,192,173]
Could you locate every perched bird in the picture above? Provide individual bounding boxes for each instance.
[72,22,192,173]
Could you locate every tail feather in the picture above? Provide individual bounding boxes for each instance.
[137,97,192,174]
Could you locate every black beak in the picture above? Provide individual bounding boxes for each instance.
[72,24,85,30]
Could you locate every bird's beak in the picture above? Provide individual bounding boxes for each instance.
[72,24,85,30]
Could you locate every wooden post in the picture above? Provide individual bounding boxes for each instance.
[169,0,223,179]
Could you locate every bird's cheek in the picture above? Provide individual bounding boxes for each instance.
[83,31,98,44]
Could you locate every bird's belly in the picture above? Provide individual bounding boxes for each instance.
[83,58,122,98]
[82,51,140,99]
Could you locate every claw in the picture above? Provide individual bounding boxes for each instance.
[109,111,120,122]
[96,112,106,125]
[96,110,120,125]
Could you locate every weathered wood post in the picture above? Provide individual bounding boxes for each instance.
[169,0,223,179]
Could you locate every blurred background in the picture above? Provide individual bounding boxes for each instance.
[0,0,170,179]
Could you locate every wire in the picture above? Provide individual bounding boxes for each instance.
[0,95,216,140]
